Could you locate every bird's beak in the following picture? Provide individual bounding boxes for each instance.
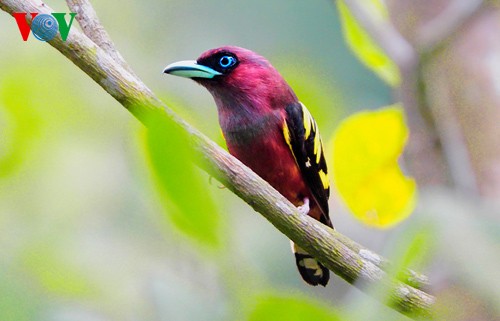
[163,60,222,79]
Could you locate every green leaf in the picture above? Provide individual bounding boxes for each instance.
[390,225,435,278]
[21,245,97,297]
[331,105,417,228]
[337,0,400,87]
[0,73,41,177]
[144,114,220,248]
[247,294,342,321]
[0,271,41,321]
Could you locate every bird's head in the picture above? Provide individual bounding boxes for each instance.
[163,46,297,111]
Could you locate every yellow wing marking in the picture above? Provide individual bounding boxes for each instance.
[313,127,320,156]
[316,137,323,164]
[282,119,293,151]
[300,102,328,175]
[319,169,330,189]
[300,102,313,139]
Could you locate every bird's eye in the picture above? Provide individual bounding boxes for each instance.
[219,55,237,69]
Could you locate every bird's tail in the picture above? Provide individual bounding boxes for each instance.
[291,241,329,286]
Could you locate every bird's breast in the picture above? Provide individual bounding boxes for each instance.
[223,122,309,205]
[219,108,282,146]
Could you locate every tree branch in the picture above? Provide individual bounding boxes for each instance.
[65,0,429,290]
[416,0,484,197]
[0,0,434,318]
[415,0,485,54]
[339,0,448,190]
[340,0,484,196]
[340,0,416,70]
[65,0,135,76]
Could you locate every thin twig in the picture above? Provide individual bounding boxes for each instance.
[416,0,485,54]
[340,0,416,70]
[422,66,480,196]
[339,0,448,188]
[65,0,135,75]
[0,1,435,318]
[415,0,485,196]
[340,0,483,194]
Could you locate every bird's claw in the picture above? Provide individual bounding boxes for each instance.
[297,197,310,215]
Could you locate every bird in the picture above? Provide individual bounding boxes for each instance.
[163,46,332,286]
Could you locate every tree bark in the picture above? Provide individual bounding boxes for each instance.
[387,0,500,199]
[0,0,435,318]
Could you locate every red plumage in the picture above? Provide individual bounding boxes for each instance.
[164,46,332,286]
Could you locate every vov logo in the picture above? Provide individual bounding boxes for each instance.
[13,12,77,42]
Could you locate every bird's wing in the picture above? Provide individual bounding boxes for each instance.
[283,102,331,226]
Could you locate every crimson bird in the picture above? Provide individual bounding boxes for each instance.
[163,46,332,286]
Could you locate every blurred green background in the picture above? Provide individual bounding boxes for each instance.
[0,1,498,320]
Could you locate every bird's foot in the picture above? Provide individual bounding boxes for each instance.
[297,198,310,215]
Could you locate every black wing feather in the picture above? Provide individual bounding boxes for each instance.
[284,102,331,227]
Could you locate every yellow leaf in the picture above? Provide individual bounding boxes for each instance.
[332,106,416,228]
[337,0,400,87]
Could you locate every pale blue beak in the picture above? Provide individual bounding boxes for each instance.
[163,60,222,79]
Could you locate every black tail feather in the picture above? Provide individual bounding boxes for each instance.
[292,242,330,286]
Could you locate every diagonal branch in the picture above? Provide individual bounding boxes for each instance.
[66,2,425,291]
[65,0,427,291]
[0,0,434,318]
